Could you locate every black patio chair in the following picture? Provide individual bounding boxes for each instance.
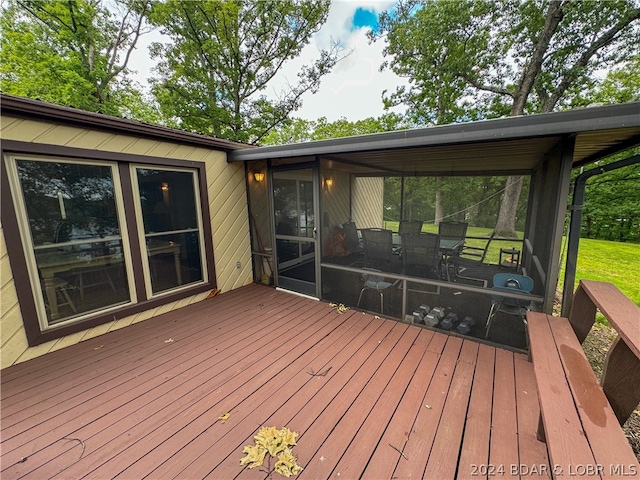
[447,231,496,286]
[401,232,440,279]
[401,232,441,294]
[438,221,468,245]
[361,228,397,271]
[398,219,423,235]
[342,221,363,255]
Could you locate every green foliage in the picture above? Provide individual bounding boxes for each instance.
[261,113,409,145]
[0,0,152,118]
[148,0,342,144]
[383,175,529,231]
[575,153,640,243]
[571,55,640,107]
[372,0,640,237]
[373,0,640,121]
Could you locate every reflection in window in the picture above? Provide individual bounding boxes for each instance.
[15,159,131,326]
[136,168,205,294]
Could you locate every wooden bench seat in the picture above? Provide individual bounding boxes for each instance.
[528,311,639,479]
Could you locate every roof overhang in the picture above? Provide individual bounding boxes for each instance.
[0,94,251,152]
[229,103,640,176]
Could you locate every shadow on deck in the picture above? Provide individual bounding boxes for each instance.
[1,284,549,479]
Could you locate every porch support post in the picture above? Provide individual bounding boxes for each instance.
[561,154,640,316]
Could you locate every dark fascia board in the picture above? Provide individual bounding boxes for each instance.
[228,102,640,162]
[0,93,252,153]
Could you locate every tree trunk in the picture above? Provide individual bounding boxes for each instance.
[495,1,565,237]
[434,178,443,225]
[494,175,523,238]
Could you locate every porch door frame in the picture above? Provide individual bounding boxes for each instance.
[268,162,321,298]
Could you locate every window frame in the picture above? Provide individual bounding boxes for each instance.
[1,141,217,346]
[130,164,209,299]
[5,154,137,330]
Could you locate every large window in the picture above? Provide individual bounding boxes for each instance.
[134,167,206,295]
[4,152,212,339]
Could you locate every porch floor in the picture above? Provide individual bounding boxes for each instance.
[1,284,549,479]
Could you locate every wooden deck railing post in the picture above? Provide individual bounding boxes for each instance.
[601,337,640,426]
[567,284,596,343]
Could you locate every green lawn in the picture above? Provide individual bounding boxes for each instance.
[558,237,640,307]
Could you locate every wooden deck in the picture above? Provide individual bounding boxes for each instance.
[1,284,549,479]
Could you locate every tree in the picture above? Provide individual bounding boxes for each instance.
[147,0,344,144]
[0,0,152,117]
[572,54,640,107]
[372,0,640,236]
[261,113,408,145]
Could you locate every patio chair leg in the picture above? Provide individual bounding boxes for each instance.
[357,288,366,308]
[485,302,499,338]
[379,291,384,314]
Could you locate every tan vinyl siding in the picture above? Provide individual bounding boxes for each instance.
[322,171,351,227]
[1,115,252,368]
[352,177,384,228]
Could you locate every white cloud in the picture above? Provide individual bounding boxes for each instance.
[265,1,408,121]
[128,1,407,122]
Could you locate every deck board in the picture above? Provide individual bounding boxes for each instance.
[1,284,550,479]
[456,343,496,479]
[490,348,520,480]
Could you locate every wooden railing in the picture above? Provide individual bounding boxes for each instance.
[568,280,640,425]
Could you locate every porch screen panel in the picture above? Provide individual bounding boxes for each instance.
[136,168,205,295]
[15,159,132,326]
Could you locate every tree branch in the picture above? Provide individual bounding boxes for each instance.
[541,6,640,112]
[459,72,513,97]
[511,0,567,115]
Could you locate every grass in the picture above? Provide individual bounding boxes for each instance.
[558,237,640,307]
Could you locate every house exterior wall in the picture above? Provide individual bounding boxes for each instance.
[0,115,253,368]
[321,171,351,226]
[352,177,384,228]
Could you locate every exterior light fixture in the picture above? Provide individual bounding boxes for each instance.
[324,177,333,188]
[253,171,265,182]
[161,182,169,192]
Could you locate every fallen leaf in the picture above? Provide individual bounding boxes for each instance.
[425,404,432,409]
[164,338,174,343]
[240,444,267,468]
[218,412,231,423]
[93,345,104,350]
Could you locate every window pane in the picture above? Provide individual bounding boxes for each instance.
[135,167,205,295]
[15,159,131,326]
[16,161,120,246]
[35,241,131,325]
[136,169,198,234]
[146,234,203,293]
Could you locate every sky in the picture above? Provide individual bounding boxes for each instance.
[129,1,408,123]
